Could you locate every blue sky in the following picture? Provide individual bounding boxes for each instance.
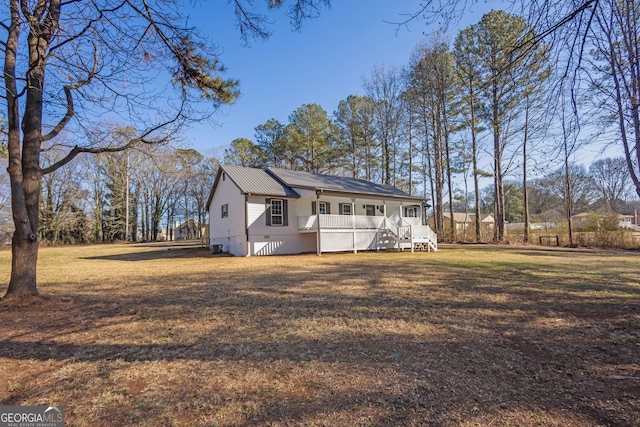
[184,1,498,158]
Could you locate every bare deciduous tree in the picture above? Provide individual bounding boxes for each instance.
[1,0,329,298]
[364,65,403,186]
[589,157,634,212]
[589,0,640,199]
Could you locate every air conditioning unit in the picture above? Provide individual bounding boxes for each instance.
[210,244,223,254]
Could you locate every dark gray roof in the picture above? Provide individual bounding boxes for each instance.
[208,165,426,207]
[221,165,300,197]
[267,167,424,201]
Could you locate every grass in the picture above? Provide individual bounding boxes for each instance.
[0,242,639,426]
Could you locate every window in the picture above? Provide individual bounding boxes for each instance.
[221,204,228,218]
[404,207,418,217]
[266,198,288,226]
[365,205,376,216]
[340,203,352,215]
[312,201,331,215]
[271,199,283,225]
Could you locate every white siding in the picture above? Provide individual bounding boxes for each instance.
[292,189,421,221]
[209,173,247,256]
[208,176,428,256]
[246,196,315,255]
[318,230,395,253]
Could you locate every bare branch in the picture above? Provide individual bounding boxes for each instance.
[286,0,330,31]
[40,100,186,175]
[383,4,430,28]
[48,0,128,53]
[233,0,272,43]
[43,43,99,142]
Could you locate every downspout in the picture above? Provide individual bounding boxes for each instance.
[245,193,250,257]
[383,202,387,229]
[316,190,322,256]
[422,201,428,226]
[383,201,388,251]
[351,198,357,254]
[398,202,403,252]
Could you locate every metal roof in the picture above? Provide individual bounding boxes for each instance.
[208,165,426,205]
[266,167,424,201]
[221,165,300,198]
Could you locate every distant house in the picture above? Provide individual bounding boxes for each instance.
[505,209,566,231]
[536,208,566,226]
[442,212,495,233]
[155,228,167,241]
[571,212,637,230]
[571,212,593,229]
[174,219,200,240]
[618,214,634,228]
[206,165,437,256]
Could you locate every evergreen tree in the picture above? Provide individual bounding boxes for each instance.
[406,40,456,238]
[334,95,377,179]
[454,26,485,242]
[465,10,550,241]
[255,119,288,168]
[224,138,265,167]
[288,104,338,174]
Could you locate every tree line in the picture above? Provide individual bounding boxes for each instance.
[0,139,216,245]
[223,8,640,244]
[1,8,636,248]
[1,134,633,248]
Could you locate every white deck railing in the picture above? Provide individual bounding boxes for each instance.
[411,225,438,244]
[298,214,437,251]
[298,214,384,230]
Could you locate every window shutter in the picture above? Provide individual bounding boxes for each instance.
[265,198,271,226]
[283,200,289,226]
[326,202,331,214]
[312,201,316,215]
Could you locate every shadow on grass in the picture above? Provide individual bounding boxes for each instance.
[2,329,635,426]
[1,246,639,426]
[82,246,213,261]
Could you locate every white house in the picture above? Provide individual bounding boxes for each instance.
[207,165,437,256]
[173,219,200,240]
[442,212,495,233]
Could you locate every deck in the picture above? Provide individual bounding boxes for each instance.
[298,214,437,253]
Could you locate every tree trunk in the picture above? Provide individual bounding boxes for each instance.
[523,152,530,244]
[563,150,574,246]
[433,112,445,237]
[442,100,455,241]
[6,116,43,296]
[408,120,413,194]
[561,101,574,247]
[383,138,391,186]
[523,95,531,244]
[7,237,39,296]
[469,81,482,243]
[492,80,505,242]
[4,0,48,297]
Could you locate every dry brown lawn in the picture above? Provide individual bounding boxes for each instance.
[0,242,639,426]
